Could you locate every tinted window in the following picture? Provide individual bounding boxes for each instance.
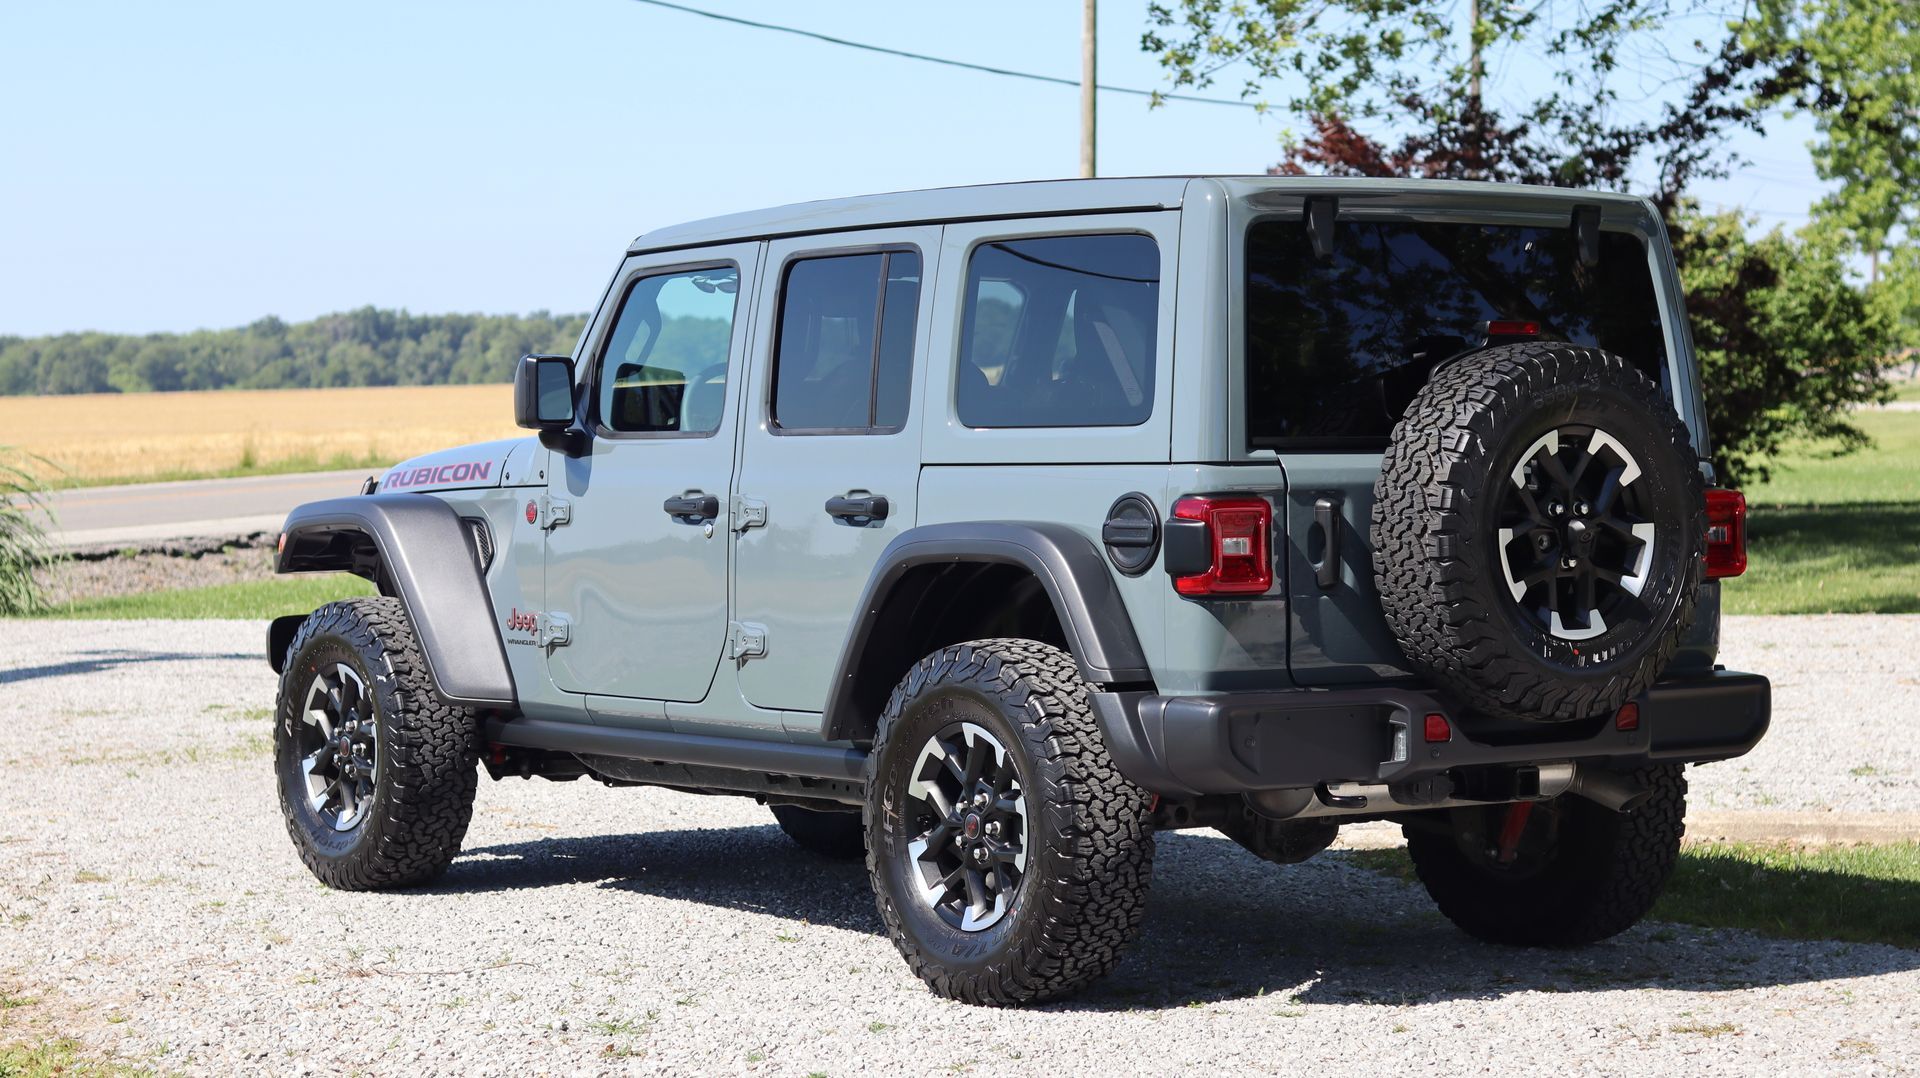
[773,251,922,431]
[596,266,739,434]
[957,234,1159,428]
[1245,221,1667,448]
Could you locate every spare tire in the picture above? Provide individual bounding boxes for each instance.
[1371,343,1704,723]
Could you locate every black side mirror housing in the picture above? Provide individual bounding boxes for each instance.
[514,354,589,456]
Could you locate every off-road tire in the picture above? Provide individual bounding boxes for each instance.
[1373,343,1705,723]
[865,639,1154,1006]
[1405,765,1686,946]
[770,804,865,860]
[274,597,479,890]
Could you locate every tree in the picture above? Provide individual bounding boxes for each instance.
[1746,0,1920,281]
[1678,209,1896,483]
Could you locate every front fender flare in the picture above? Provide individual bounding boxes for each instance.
[275,494,515,708]
[820,522,1152,742]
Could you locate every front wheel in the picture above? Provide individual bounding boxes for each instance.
[864,639,1154,1006]
[274,597,479,890]
[1405,765,1685,946]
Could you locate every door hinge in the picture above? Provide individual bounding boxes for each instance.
[536,495,572,531]
[536,612,572,648]
[727,620,767,661]
[731,494,767,533]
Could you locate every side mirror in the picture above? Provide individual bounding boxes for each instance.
[514,354,589,456]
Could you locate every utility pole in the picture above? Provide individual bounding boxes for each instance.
[1080,0,1097,178]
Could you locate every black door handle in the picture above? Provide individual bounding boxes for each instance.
[825,493,889,526]
[664,491,719,524]
[1312,496,1341,590]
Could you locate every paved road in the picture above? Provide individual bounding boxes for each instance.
[0,619,1915,1074]
[39,469,374,547]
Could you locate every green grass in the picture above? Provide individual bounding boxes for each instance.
[1346,841,1920,950]
[47,450,395,491]
[34,574,373,620]
[0,1037,147,1076]
[1892,379,1920,404]
[1722,410,1920,614]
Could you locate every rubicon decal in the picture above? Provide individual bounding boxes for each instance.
[383,460,493,490]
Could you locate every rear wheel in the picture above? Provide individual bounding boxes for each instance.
[274,597,478,890]
[770,803,865,860]
[1404,765,1685,946]
[865,639,1154,1005]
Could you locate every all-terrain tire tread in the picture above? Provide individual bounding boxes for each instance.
[275,596,478,891]
[865,638,1154,1006]
[1371,343,1705,722]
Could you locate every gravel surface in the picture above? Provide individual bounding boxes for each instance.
[2,618,1918,1075]
[1697,615,1920,813]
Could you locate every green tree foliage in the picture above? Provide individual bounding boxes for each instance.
[1679,209,1895,483]
[1746,0,1919,276]
[0,308,588,396]
[0,450,52,615]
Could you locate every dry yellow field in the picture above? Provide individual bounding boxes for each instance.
[1,385,521,485]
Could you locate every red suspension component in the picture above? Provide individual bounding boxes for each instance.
[1494,801,1535,864]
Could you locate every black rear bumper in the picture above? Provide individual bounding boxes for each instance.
[1090,670,1769,798]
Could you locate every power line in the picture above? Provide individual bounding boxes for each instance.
[622,0,1263,110]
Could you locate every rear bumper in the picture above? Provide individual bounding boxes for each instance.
[1091,670,1770,798]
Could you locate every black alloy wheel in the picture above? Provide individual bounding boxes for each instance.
[1495,424,1657,642]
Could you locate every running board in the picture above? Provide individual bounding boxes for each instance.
[483,717,867,783]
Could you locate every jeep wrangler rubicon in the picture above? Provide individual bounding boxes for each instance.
[269,178,1768,1006]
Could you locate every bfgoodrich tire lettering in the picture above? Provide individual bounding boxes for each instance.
[865,639,1154,1006]
[1372,343,1705,722]
[274,597,479,890]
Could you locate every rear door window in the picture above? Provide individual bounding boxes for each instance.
[773,251,922,432]
[957,233,1159,428]
[1244,221,1667,449]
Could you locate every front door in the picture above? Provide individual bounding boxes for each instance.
[546,244,761,702]
[730,229,939,719]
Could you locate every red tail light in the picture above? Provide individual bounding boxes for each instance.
[1170,495,1273,596]
[1704,488,1747,579]
[1485,319,1541,337]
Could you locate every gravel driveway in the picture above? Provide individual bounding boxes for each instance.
[1,617,1916,1075]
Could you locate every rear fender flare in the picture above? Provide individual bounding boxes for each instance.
[275,494,515,708]
[820,522,1152,742]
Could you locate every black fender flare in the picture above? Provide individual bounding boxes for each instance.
[273,494,515,708]
[820,521,1152,742]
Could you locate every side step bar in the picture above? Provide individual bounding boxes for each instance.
[484,717,867,783]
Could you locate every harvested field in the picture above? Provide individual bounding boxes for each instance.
[1,385,518,486]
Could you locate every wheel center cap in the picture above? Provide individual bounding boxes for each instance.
[963,813,982,840]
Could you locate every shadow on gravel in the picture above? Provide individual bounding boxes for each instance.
[0,648,257,685]
[451,826,1920,1012]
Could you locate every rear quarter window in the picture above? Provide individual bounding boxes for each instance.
[957,233,1159,429]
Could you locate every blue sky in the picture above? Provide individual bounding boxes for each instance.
[0,0,1828,336]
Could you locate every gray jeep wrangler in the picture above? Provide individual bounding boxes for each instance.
[269,177,1768,1006]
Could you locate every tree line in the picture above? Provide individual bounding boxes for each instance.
[0,308,588,396]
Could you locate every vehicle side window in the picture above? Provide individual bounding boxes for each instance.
[595,266,739,435]
[773,250,922,432]
[957,234,1158,428]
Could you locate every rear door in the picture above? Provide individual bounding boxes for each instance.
[729,228,939,722]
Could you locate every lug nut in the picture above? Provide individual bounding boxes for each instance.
[1575,501,1592,516]
[985,821,1001,837]
[1548,502,1565,517]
